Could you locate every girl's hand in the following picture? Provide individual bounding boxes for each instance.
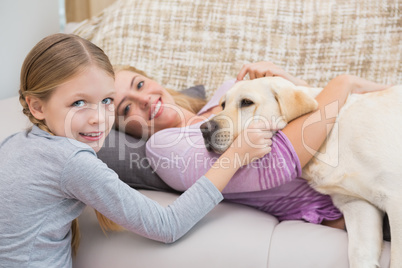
[205,122,272,191]
[230,122,273,166]
[336,74,393,94]
[236,61,309,87]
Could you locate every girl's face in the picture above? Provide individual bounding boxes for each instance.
[114,70,182,138]
[38,67,115,152]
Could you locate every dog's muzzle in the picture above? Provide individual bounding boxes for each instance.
[200,120,232,154]
[200,120,217,152]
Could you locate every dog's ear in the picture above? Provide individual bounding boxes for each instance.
[272,83,318,122]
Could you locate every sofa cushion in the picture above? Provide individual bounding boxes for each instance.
[74,190,279,268]
[74,190,391,268]
[74,0,401,99]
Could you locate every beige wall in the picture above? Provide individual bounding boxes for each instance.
[65,0,116,22]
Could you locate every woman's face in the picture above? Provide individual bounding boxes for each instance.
[114,70,182,138]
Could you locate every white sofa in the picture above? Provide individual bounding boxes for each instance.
[0,96,391,268]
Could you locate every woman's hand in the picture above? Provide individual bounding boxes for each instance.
[236,61,309,87]
[336,74,393,94]
[229,122,273,166]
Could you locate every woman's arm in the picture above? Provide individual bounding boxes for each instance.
[237,62,390,168]
[282,75,390,167]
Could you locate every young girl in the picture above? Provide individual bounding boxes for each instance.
[0,33,272,268]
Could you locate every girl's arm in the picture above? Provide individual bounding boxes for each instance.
[62,124,272,243]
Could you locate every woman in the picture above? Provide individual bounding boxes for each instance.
[113,62,390,230]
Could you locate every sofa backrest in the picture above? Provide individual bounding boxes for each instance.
[74,0,401,99]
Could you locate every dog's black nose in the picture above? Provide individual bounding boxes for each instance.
[200,121,219,152]
[200,120,218,139]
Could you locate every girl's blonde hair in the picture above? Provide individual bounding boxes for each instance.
[19,33,122,256]
[114,65,207,115]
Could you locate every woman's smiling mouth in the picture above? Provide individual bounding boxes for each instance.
[150,98,163,120]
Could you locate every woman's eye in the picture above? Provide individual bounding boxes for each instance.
[137,81,144,90]
[72,100,85,107]
[123,104,131,116]
[102,98,113,105]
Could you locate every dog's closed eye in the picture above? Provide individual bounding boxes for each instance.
[240,99,254,108]
[221,101,226,110]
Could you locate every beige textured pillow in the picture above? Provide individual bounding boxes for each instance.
[74,0,401,99]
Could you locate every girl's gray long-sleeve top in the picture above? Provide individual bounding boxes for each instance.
[0,126,222,268]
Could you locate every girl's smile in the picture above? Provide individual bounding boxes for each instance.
[79,131,104,141]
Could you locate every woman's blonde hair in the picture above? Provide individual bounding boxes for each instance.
[19,33,122,256]
[114,65,207,115]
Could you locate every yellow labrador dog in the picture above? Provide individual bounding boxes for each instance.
[200,77,402,268]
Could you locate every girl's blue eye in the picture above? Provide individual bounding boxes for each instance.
[137,81,144,90]
[102,98,113,105]
[73,100,85,107]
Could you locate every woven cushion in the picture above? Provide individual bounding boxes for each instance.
[74,0,401,99]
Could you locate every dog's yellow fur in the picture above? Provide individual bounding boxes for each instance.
[205,77,402,268]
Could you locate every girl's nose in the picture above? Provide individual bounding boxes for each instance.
[88,104,106,125]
